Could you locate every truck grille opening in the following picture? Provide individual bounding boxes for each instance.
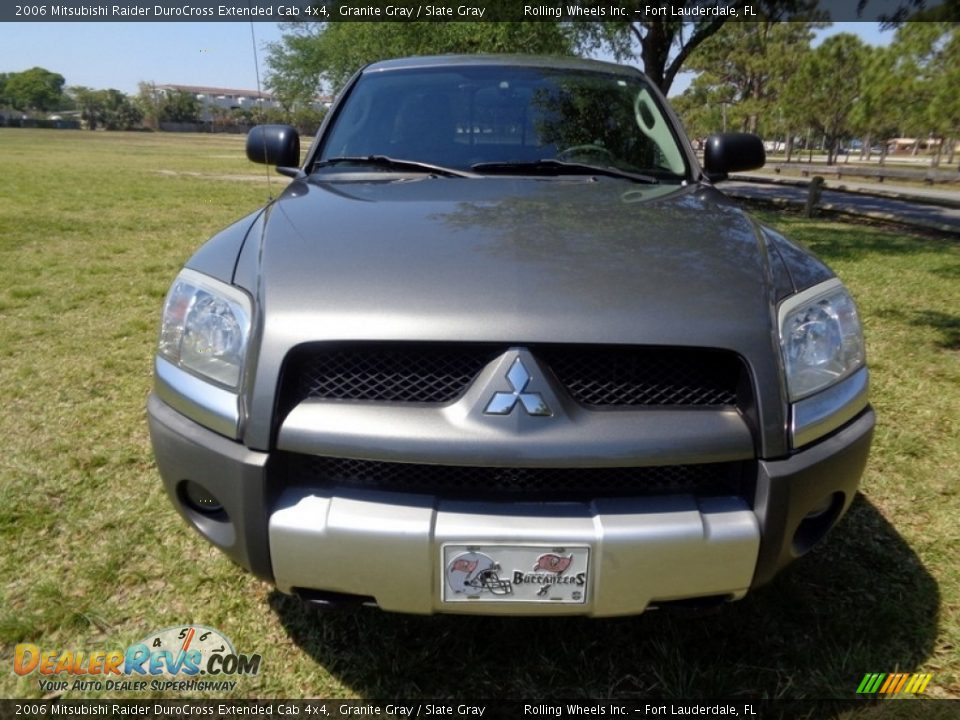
[280,344,495,406]
[540,346,740,407]
[277,343,745,414]
[279,453,748,501]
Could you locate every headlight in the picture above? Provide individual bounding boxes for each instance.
[158,269,252,390]
[779,278,864,402]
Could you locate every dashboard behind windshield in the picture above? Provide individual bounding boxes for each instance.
[317,65,689,180]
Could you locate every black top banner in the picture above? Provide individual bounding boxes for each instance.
[2,699,959,720]
[4,0,958,23]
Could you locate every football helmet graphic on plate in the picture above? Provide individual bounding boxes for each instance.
[446,551,513,595]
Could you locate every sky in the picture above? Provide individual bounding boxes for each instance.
[0,21,894,99]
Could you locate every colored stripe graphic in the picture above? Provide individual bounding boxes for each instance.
[879,674,896,693]
[912,674,932,694]
[857,672,932,695]
[857,673,885,694]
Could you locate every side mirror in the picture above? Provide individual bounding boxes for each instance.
[703,132,765,182]
[246,125,300,168]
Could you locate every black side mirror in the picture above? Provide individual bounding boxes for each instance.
[703,132,766,182]
[246,125,300,168]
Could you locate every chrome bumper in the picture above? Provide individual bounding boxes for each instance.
[269,491,760,617]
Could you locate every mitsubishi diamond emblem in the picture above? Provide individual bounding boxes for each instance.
[484,358,552,416]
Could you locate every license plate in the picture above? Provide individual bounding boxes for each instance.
[441,545,589,604]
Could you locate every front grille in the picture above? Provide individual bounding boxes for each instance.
[541,346,741,407]
[279,344,497,406]
[280,453,747,501]
[277,343,744,412]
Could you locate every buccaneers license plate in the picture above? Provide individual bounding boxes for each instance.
[441,545,589,603]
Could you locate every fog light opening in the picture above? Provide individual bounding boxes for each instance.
[176,480,235,547]
[806,494,834,519]
[180,480,224,515]
[792,492,844,557]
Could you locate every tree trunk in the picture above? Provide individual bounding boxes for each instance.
[638,22,670,94]
[786,134,794,163]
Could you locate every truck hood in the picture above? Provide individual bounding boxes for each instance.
[243,176,778,350]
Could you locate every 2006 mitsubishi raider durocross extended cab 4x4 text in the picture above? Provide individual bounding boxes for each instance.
[148,55,874,617]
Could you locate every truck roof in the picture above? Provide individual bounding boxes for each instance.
[362,54,643,77]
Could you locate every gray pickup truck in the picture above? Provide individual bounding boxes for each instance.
[148,55,873,616]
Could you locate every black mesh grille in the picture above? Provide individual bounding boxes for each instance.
[541,346,741,407]
[278,343,743,410]
[281,454,747,501]
[280,344,496,406]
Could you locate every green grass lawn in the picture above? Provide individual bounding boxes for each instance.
[0,129,957,707]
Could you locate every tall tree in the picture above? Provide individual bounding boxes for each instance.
[925,26,960,165]
[674,20,823,137]
[267,22,577,99]
[70,86,104,129]
[850,45,909,163]
[267,7,824,103]
[781,33,867,164]
[578,18,731,94]
[579,0,821,94]
[98,89,143,130]
[891,22,959,166]
[670,80,728,141]
[4,67,66,112]
[70,87,143,130]
[159,89,200,124]
[137,82,164,130]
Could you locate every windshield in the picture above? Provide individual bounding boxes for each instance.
[317,65,689,180]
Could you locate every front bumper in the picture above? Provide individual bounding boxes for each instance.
[148,394,874,617]
[269,492,759,616]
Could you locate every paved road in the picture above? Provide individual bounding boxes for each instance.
[718,178,960,235]
[733,170,960,207]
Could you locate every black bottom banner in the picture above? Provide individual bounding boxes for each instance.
[3,699,959,720]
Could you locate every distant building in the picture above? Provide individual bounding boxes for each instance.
[887,137,960,155]
[156,84,330,121]
[156,84,279,121]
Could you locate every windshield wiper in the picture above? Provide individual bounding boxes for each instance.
[471,159,659,185]
[315,155,476,178]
